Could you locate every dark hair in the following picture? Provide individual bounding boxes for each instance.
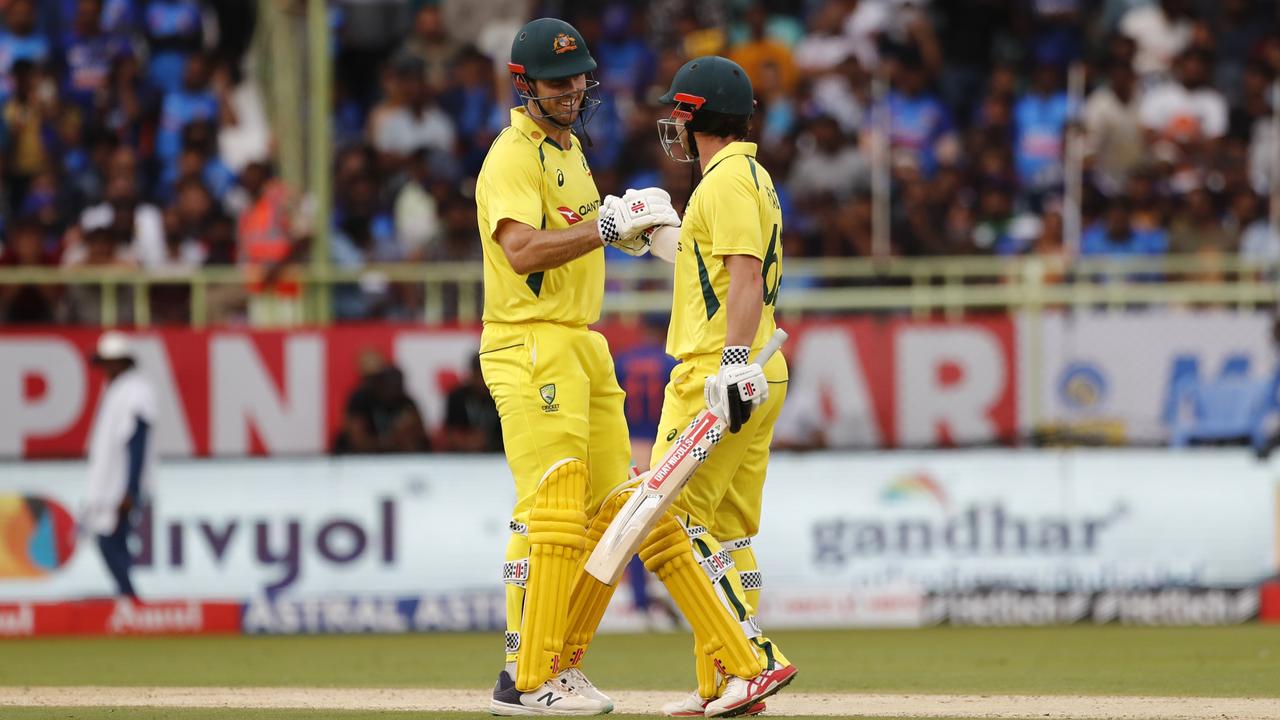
[687,109,751,140]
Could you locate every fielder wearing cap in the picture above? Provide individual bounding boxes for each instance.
[85,331,158,598]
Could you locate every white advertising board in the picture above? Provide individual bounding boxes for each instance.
[1030,310,1276,443]
[1,451,1275,628]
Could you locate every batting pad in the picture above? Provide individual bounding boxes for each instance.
[516,458,588,691]
[694,638,720,699]
[561,487,632,669]
[639,512,765,680]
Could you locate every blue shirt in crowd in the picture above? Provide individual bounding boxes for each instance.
[143,0,202,94]
[614,342,678,442]
[157,90,218,164]
[884,91,952,176]
[60,31,131,109]
[1013,92,1069,189]
[1081,222,1168,257]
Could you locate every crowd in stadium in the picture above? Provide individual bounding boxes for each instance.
[0,0,1278,325]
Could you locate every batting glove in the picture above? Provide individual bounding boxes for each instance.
[704,346,768,433]
[598,187,680,256]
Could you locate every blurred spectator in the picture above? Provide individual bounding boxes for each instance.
[331,162,400,319]
[237,161,304,327]
[63,223,135,325]
[439,353,502,452]
[1084,57,1145,195]
[792,0,854,74]
[1119,0,1194,82]
[73,146,165,268]
[58,0,132,111]
[1081,200,1169,258]
[141,0,203,94]
[440,47,500,175]
[398,4,461,92]
[1139,49,1227,177]
[0,0,51,99]
[972,185,1041,255]
[614,316,678,467]
[1230,190,1279,265]
[729,3,796,97]
[1013,63,1068,196]
[2,60,55,212]
[845,0,941,74]
[370,56,456,174]
[879,55,957,177]
[333,356,430,454]
[788,115,869,201]
[424,190,483,319]
[0,218,60,323]
[1168,186,1233,256]
[594,3,656,104]
[393,148,443,261]
[156,54,235,180]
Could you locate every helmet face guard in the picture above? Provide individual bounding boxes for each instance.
[509,62,602,132]
[658,92,705,163]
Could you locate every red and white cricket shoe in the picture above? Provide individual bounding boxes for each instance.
[661,690,765,717]
[703,663,797,718]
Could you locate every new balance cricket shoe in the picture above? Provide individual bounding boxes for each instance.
[661,690,765,717]
[555,668,614,713]
[704,663,798,718]
[489,670,611,716]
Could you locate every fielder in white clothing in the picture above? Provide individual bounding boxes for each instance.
[85,331,158,598]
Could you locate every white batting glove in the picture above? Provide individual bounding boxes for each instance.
[597,187,679,256]
[704,346,768,433]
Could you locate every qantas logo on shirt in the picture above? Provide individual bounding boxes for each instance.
[556,206,583,224]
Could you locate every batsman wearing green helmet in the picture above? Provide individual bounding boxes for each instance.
[651,55,797,717]
[478,16,683,717]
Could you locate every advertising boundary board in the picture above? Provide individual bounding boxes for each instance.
[0,450,1276,633]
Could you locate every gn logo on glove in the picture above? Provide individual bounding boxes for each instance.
[630,199,647,213]
[539,384,559,412]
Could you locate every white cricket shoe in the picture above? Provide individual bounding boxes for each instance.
[555,668,614,713]
[661,690,766,717]
[489,670,610,716]
[704,663,797,718]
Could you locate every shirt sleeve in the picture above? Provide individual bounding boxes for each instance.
[708,163,766,260]
[482,140,544,240]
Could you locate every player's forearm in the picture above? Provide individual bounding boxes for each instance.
[500,223,603,275]
[723,254,764,349]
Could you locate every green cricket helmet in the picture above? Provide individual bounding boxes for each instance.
[508,18,601,131]
[658,56,755,162]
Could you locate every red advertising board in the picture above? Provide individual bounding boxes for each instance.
[0,600,242,637]
[0,319,1017,458]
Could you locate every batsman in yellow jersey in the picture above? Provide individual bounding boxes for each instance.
[647,55,798,718]
[543,56,798,718]
[478,20,780,717]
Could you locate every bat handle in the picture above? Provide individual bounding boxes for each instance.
[751,328,788,365]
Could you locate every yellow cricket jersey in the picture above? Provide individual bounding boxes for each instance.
[475,108,605,326]
[667,142,783,360]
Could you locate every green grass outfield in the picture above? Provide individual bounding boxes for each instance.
[1,626,1277,719]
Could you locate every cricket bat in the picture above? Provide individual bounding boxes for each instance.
[584,328,789,585]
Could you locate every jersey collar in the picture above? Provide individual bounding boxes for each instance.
[703,141,757,176]
[510,107,572,151]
